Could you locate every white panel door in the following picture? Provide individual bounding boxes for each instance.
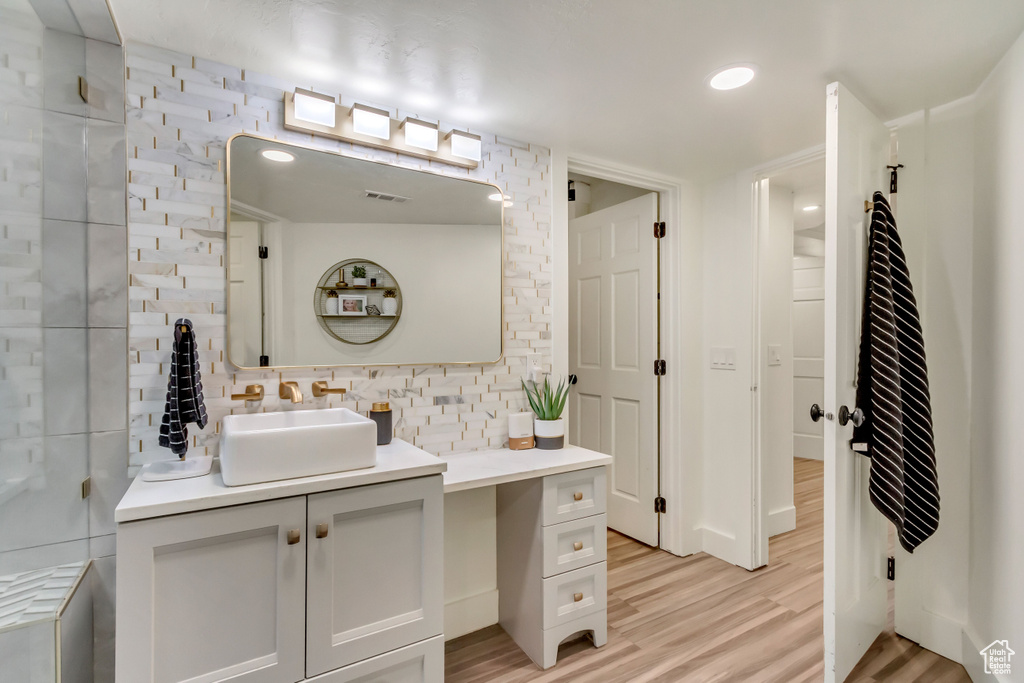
[306,475,444,677]
[569,193,659,546]
[823,82,891,682]
[116,497,307,683]
[793,262,825,461]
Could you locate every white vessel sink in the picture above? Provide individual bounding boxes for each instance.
[220,408,377,486]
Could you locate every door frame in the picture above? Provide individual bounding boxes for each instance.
[555,152,695,556]
[748,145,826,568]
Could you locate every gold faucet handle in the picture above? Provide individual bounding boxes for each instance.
[231,385,265,402]
[312,380,347,398]
[279,382,303,403]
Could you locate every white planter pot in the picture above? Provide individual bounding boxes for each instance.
[382,298,398,315]
[325,298,339,315]
[534,417,564,450]
[352,278,368,287]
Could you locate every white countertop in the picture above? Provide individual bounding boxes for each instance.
[115,439,446,523]
[440,445,612,493]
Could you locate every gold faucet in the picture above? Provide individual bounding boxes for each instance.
[312,381,347,398]
[231,385,264,402]
[279,381,303,403]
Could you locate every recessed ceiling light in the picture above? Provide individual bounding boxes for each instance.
[803,205,820,212]
[707,65,756,91]
[261,149,294,163]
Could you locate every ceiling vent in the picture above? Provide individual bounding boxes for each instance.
[364,190,410,203]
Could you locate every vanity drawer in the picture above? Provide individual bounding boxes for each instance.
[541,562,607,630]
[541,467,606,526]
[542,514,607,578]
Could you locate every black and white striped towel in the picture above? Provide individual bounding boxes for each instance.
[852,192,939,552]
[158,318,208,457]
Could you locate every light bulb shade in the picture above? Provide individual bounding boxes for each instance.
[352,103,391,140]
[401,118,439,151]
[447,130,482,161]
[293,88,336,127]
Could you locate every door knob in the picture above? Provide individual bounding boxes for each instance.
[568,374,578,385]
[809,404,823,422]
[838,405,865,427]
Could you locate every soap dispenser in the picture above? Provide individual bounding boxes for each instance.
[370,402,392,445]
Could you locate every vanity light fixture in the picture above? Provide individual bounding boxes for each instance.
[282,92,478,168]
[447,129,482,162]
[803,204,820,212]
[351,103,391,140]
[261,149,295,163]
[707,64,756,91]
[401,117,439,152]
[293,88,337,127]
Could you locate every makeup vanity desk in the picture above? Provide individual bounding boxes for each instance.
[440,445,612,669]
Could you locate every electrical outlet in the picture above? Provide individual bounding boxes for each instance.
[526,353,542,373]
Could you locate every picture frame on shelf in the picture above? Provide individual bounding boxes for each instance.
[339,295,367,316]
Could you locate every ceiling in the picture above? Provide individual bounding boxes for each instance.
[230,136,501,224]
[109,0,1024,182]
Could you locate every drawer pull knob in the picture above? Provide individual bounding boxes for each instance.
[573,491,583,501]
[287,529,301,545]
[573,541,583,551]
[573,592,584,603]
[316,523,329,539]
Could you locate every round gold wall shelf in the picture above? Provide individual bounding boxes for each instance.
[313,258,403,345]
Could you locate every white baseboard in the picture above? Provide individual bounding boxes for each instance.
[444,589,498,641]
[767,505,796,538]
[963,627,1014,682]
[700,526,748,569]
[901,609,965,664]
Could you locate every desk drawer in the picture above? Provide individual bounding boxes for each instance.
[542,514,606,578]
[541,562,606,630]
[541,467,606,526]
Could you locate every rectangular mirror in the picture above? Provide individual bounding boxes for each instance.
[227,134,503,368]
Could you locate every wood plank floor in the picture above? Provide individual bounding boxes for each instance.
[444,458,969,682]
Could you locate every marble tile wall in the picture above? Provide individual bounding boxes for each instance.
[0,0,126,679]
[125,43,553,467]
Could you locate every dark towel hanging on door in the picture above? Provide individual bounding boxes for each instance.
[158,318,208,457]
[852,192,939,553]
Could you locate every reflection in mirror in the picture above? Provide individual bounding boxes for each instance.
[227,135,503,368]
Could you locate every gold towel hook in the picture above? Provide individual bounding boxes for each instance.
[864,200,874,214]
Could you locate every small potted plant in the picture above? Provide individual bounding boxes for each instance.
[521,376,569,449]
[351,265,367,287]
[382,289,398,315]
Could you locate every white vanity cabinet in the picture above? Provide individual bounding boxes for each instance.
[116,447,445,683]
[496,466,608,669]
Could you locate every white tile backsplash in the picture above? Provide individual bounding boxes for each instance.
[125,43,553,466]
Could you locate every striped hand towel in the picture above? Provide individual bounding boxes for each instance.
[852,192,939,552]
[158,318,208,457]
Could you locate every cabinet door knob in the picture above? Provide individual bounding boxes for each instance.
[573,491,583,502]
[573,592,584,603]
[316,523,329,539]
[287,529,301,545]
[573,541,583,551]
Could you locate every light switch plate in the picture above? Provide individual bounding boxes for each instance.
[710,347,737,370]
[768,345,782,366]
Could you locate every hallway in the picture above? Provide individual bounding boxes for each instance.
[444,459,970,682]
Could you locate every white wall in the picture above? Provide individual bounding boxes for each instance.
[760,182,795,538]
[700,175,756,568]
[964,26,1024,680]
[263,222,502,367]
[885,96,975,664]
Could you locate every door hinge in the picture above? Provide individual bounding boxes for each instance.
[654,221,666,238]
[654,496,666,513]
[258,246,269,259]
[654,359,666,376]
[887,556,895,581]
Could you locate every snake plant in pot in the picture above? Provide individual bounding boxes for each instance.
[522,376,570,449]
